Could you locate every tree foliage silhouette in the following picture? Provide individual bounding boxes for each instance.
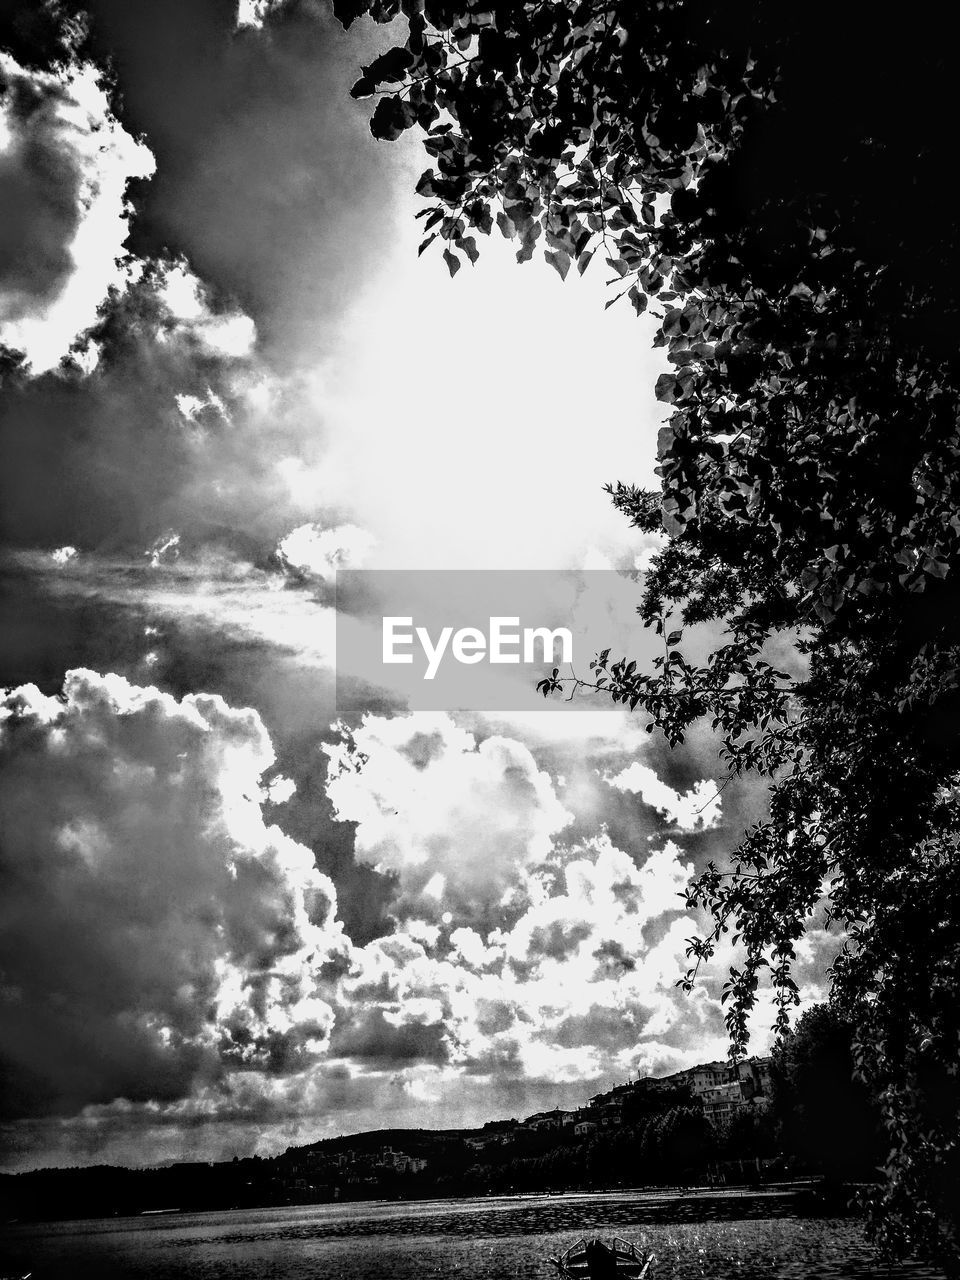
[770,1003,884,1184]
[337,0,960,1265]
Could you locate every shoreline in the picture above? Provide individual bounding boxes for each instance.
[1,1179,854,1232]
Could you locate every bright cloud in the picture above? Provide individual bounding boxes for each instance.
[323,712,572,911]
[0,52,155,371]
[0,670,348,1120]
[606,760,723,830]
[320,711,721,1090]
[329,831,703,1091]
[157,260,257,359]
[277,522,377,581]
[236,0,279,30]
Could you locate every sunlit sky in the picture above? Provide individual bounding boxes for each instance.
[0,0,832,1172]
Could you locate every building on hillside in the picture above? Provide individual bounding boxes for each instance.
[374,1147,427,1173]
[523,1109,568,1131]
[489,1128,518,1144]
[680,1061,736,1095]
[637,1055,774,1101]
[701,1080,748,1121]
[735,1056,774,1098]
[574,1119,598,1139]
[590,1080,641,1106]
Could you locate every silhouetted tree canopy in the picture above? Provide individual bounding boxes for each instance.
[770,1003,884,1184]
[337,0,960,1268]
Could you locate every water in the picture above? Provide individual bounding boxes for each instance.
[0,1190,946,1279]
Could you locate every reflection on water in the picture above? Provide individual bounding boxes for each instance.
[0,1191,946,1280]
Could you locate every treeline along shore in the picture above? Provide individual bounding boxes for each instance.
[1,1006,883,1224]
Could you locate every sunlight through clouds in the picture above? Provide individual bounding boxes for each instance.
[606,761,724,831]
[0,52,155,370]
[0,0,764,1172]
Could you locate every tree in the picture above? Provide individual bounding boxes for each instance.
[658,1106,712,1184]
[336,0,960,1267]
[770,1003,884,1184]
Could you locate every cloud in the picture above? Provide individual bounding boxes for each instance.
[0,0,807,1173]
[2,548,337,676]
[503,837,692,975]
[319,711,739,1093]
[0,51,155,371]
[156,260,256,359]
[236,0,281,29]
[277,522,376,582]
[606,760,723,830]
[0,673,779,1165]
[323,712,572,913]
[488,836,698,1056]
[323,830,707,1092]
[91,0,409,366]
[0,259,328,555]
[0,669,348,1120]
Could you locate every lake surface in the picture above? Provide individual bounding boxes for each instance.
[0,1190,947,1279]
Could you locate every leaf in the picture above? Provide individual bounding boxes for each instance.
[516,238,536,264]
[458,235,480,265]
[331,0,370,28]
[496,210,517,240]
[370,95,417,142]
[442,248,461,277]
[366,45,415,84]
[415,169,437,198]
[545,249,571,280]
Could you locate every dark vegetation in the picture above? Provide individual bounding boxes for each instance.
[333,0,960,1268]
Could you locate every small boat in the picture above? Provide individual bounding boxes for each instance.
[550,1237,654,1279]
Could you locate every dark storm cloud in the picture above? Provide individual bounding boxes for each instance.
[71,0,406,363]
[0,669,349,1121]
[1,0,405,562]
[0,57,83,307]
[0,267,287,552]
[328,1006,448,1066]
[0,550,402,945]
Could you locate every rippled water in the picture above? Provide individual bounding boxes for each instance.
[0,1190,946,1279]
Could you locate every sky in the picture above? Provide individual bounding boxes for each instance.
[0,0,833,1172]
